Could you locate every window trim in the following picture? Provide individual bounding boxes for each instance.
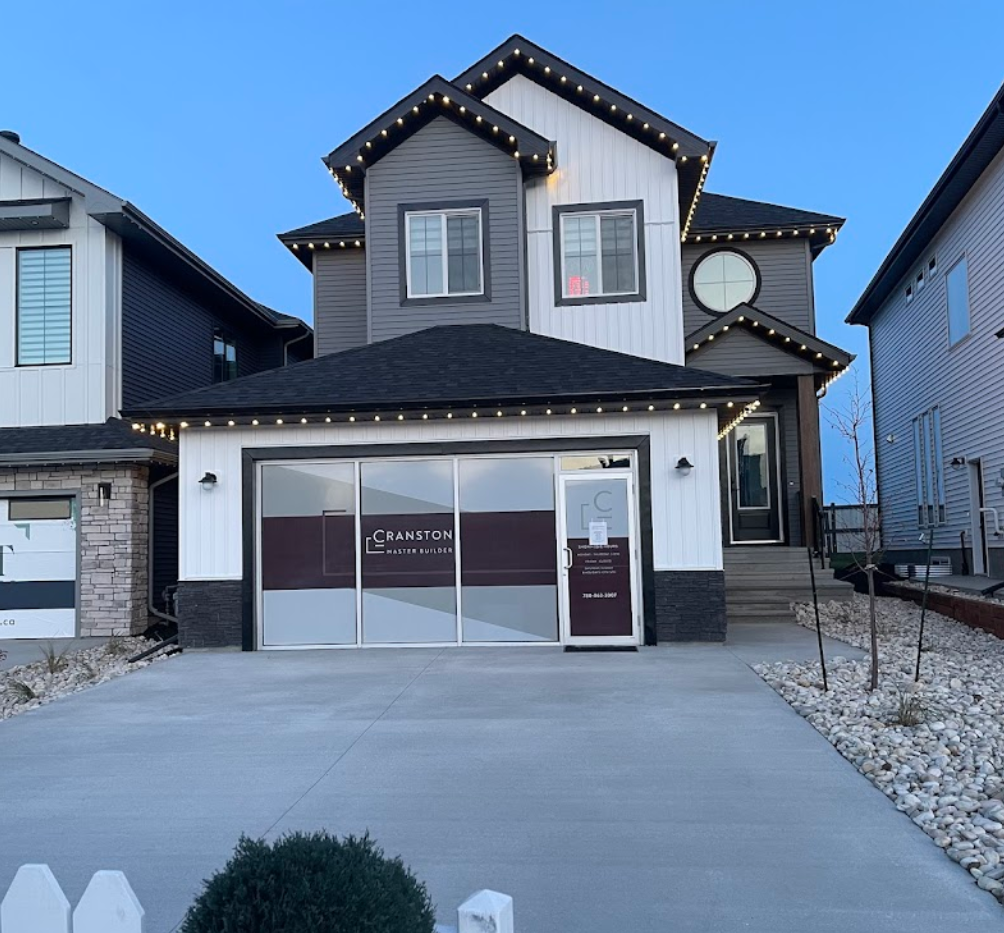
[946,254,971,348]
[213,331,238,384]
[15,245,73,368]
[553,200,646,307]
[398,200,491,306]
[688,245,762,317]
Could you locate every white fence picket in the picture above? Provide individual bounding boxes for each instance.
[72,871,145,933]
[457,889,514,933]
[0,864,71,933]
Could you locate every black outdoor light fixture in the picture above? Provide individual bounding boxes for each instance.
[950,456,967,470]
[198,471,219,490]
[675,457,694,475]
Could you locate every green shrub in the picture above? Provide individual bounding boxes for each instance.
[181,831,436,933]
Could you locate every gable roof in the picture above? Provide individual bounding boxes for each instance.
[277,211,366,270]
[848,80,1004,325]
[323,75,554,217]
[453,35,715,238]
[0,134,311,343]
[125,324,760,422]
[688,193,844,257]
[685,304,854,385]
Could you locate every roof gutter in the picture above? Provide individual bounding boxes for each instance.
[0,448,177,468]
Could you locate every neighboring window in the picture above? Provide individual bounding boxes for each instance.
[17,247,71,365]
[906,284,913,303]
[555,202,645,304]
[913,406,946,526]
[405,208,483,298]
[916,270,925,290]
[8,497,72,521]
[213,334,237,383]
[928,256,937,275]
[691,248,759,314]
[946,257,970,345]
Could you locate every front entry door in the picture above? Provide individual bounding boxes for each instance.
[729,415,782,543]
[559,474,639,646]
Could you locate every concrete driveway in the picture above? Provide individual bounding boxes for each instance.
[0,625,999,932]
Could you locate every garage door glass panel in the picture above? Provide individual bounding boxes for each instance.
[562,477,634,638]
[260,463,357,646]
[361,460,457,643]
[0,496,76,639]
[459,457,558,642]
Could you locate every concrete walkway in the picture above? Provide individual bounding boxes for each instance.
[0,625,998,932]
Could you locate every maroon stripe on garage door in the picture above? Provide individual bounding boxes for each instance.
[261,515,356,590]
[460,510,557,587]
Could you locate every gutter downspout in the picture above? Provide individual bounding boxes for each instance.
[149,471,179,623]
[282,329,312,366]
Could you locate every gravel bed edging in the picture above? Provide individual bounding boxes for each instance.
[1,637,174,721]
[754,594,1004,907]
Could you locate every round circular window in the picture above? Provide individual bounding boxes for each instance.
[690,248,760,315]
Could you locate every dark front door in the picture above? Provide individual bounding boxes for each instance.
[729,416,782,543]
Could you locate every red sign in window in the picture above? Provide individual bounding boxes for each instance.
[567,275,591,297]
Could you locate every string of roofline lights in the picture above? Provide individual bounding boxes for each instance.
[689,313,849,383]
[312,45,712,227]
[683,226,839,246]
[130,397,764,441]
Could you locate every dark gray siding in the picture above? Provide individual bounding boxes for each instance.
[121,246,285,407]
[151,474,178,615]
[365,116,523,342]
[682,239,815,338]
[688,327,817,377]
[870,146,1004,559]
[314,249,367,355]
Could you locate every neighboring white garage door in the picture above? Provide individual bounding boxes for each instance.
[0,497,77,639]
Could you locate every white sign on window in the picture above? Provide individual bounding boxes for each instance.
[588,520,609,546]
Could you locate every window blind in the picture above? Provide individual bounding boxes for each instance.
[17,247,71,365]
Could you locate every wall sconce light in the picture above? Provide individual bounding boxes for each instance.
[675,457,694,475]
[950,457,967,470]
[198,472,219,490]
[885,434,896,444]
[97,482,112,506]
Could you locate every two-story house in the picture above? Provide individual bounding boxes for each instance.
[128,36,852,650]
[848,80,1004,581]
[0,132,311,641]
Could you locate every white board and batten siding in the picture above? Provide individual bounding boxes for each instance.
[484,75,685,365]
[0,151,121,428]
[178,411,723,582]
[871,144,1004,555]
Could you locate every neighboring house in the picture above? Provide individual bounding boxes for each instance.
[128,35,851,651]
[848,80,1004,580]
[0,131,311,640]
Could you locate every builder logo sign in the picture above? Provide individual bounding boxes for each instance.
[361,514,455,588]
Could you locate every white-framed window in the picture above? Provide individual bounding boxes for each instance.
[691,248,759,314]
[557,205,642,301]
[913,406,946,526]
[946,256,970,345]
[16,246,72,366]
[404,208,483,299]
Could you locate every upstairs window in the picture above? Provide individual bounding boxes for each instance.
[946,257,970,345]
[555,201,645,304]
[17,247,71,365]
[213,333,237,383]
[691,248,760,315]
[913,406,946,526]
[404,206,484,300]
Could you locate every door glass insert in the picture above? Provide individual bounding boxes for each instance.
[562,477,634,638]
[735,422,770,509]
[361,460,457,643]
[459,457,558,642]
[260,463,357,646]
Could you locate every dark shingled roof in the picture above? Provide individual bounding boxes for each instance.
[278,213,365,242]
[126,324,759,420]
[691,193,844,233]
[0,419,176,465]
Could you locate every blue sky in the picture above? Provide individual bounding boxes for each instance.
[6,1,1003,497]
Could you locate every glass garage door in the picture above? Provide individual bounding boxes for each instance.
[257,456,562,648]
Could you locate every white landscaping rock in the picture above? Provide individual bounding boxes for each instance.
[0,637,173,722]
[755,593,1004,909]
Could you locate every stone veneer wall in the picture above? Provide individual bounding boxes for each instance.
[654,570,727,642]
[175,580,243,648]
[0,464,150,636]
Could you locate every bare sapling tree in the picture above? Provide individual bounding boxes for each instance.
[826,376,883,691]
